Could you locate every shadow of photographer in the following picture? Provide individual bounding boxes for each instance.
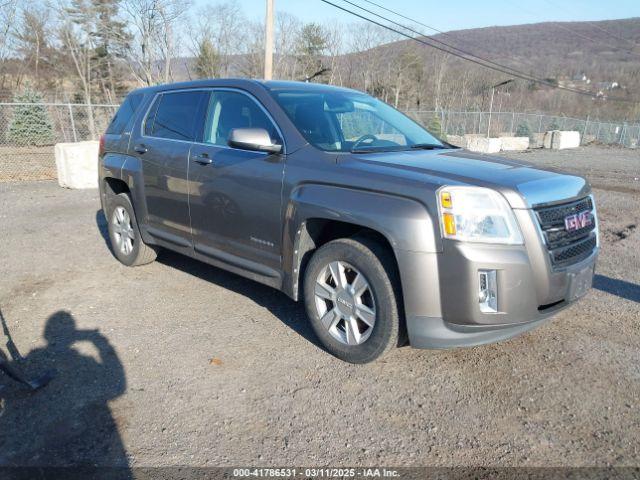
[0,310,129,473]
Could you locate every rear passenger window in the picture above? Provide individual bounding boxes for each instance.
[145,91,206,141]
[106,93,143,135]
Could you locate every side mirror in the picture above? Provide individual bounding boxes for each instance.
[228,128,282,154]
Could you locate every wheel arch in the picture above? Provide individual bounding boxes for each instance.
[282,184,440,302]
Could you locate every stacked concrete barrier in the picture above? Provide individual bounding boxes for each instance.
[54,141,99,189]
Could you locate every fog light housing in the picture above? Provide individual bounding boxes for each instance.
[478,270,498,313]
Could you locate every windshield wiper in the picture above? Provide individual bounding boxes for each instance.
[409,143,447,150]
[351,146,404,154]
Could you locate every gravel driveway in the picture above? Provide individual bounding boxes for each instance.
[0,146,638,468]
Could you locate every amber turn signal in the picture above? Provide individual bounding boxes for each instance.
[443,213,456,235]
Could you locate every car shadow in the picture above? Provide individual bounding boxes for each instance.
[96,208,326,351]
[96,209,113,254]
[157,249,323,350]
[593,274,640,303]
[0,309,130,475]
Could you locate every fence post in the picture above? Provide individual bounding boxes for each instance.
[584,115,589,144]
[67,103,78,143]
[538,115,543,134]
[619,124,627,147]
[510,112,515,135]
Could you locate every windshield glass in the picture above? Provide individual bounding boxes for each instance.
[270,89,445,152]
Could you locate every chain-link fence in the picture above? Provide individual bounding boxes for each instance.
[0,103,117,181]
[0,102,637,182]
[408,110,640,149]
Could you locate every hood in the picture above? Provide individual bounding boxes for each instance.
[348,148,591,209]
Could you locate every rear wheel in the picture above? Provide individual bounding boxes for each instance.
[107,193,157,266]
[303,237,400,363]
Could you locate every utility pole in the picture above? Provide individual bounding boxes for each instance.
[487,79,514,138]
[264,0,274,80]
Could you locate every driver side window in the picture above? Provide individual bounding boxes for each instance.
[203,91,280,147]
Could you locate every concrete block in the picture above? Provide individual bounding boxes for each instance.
[446,134,466,147]
[531,133,545,148]
[499,136,530,151]
[543,130,557,149]
[55,141,99,189]
[465,137,502,154]
[552,131,581,149]
[543,131,581,150]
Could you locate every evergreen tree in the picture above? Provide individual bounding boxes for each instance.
[296,23,329,81]
[515,122,532,139]
[427,114,443,138]
[7,88,55,146]
[194,38,220,79]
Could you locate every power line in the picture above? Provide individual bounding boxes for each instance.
[501,0,640,57]
[342,0,548,85]
[539,0,640,50]
[543,20,639,57]
[320,0,637,103]
[359,0,482,51]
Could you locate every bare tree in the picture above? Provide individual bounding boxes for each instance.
[274,12,301,80]
[189,1,246,78]
[240,20,265,79]
[0,0,18,81]
[121,0,190,86]
[58,0,98,137]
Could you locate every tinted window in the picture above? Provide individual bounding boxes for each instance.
[203,91,280,146]
[106,93,143,135]
[271,90,443,152]
[144,96,160,136]
[146,91,206,141]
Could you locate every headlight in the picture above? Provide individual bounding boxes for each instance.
[437,186,523,245]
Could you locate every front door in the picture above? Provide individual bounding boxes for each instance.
[188,89,285,275]
[131,90,208,250]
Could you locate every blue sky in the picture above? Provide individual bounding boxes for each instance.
[215,0,640,32]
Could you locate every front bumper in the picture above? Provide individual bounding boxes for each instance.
[402,243,598,350]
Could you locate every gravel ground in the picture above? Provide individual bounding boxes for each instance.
[0,146,638,468]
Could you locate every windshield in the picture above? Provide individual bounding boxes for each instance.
[270,89,445,153]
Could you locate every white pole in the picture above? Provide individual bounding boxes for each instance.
[487,87,495,138]
[264,0,274,80]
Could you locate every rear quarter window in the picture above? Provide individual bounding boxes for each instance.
[106,93,144,135]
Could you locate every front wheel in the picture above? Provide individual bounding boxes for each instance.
[303,237,401,363]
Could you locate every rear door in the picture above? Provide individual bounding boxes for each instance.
[130,90,208,250]
[188,89,285,276]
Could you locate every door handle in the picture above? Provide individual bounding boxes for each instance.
[192,153,213,165]
[134,144,148,154]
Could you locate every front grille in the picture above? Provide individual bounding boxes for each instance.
[534,197,597,268]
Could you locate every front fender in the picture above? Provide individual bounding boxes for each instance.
[282,183,441,301]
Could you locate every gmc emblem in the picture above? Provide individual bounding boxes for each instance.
[565,211,593,232]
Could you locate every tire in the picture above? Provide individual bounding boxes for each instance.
[106,192,157,266]
[303,236,401,364]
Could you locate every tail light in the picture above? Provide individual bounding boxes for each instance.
[99,135,106,157]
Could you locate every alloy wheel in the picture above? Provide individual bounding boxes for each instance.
[111,206,135,256]
[314,261,376,345]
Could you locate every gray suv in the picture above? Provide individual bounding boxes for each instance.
[99,79,599,363]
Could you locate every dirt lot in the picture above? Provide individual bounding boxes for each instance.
[0,146,638,468]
